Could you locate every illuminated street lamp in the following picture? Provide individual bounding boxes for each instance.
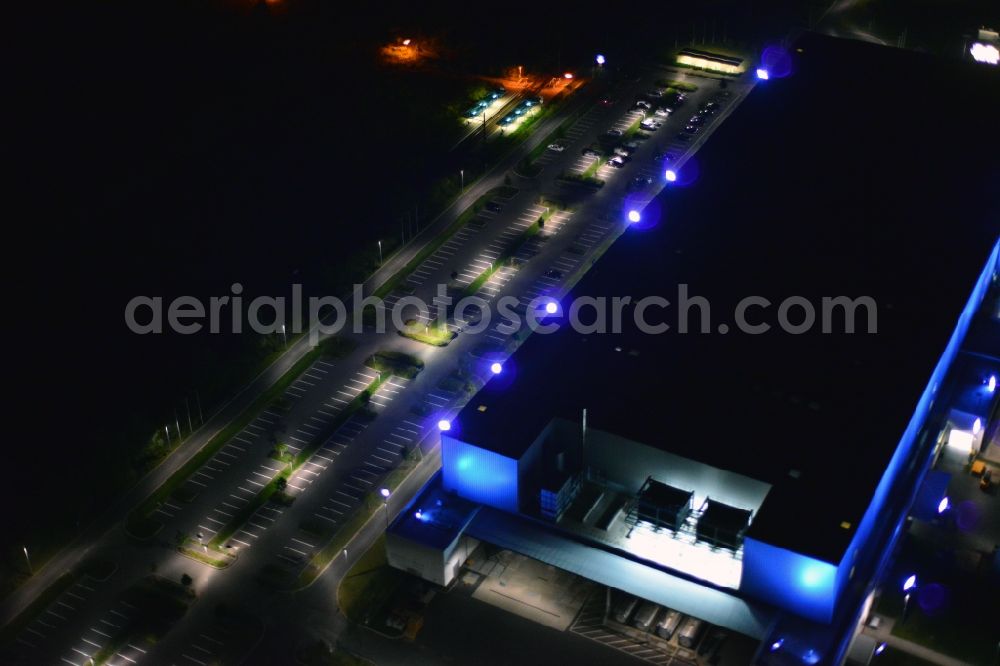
[937,497,950,514]
[988,375,997,392]
[490,362,503,375]
[438,419,451,432]
[664,169,677,182]
[380,488,391,530]
[563,72,574,79]
[595,54,606,66]
[460,169,464,192]
[627,209,641,223]
[545,301,558,315]
[756,68,770,80]
[23,547,31,575]
[973,418,982,435]
[902,574,917,620]
[377,240,383,265]
[873,642,887,657]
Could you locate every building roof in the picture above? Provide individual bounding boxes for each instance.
[456,32,1000,564]
[465,504,776,639]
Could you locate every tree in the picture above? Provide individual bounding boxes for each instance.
[181,573,193,587]
[275,476,288,493]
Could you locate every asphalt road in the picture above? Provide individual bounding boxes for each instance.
[1,64,755,666]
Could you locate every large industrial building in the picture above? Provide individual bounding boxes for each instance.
[387,33,1000,665]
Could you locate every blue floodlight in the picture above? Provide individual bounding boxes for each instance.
[988,375,997,392]
[756,68,770,80]
[627,209,641,223]
[545,301,558,314]
[902,574,917,592]
[380,487,390,498]
[664,169,677,182]
[596,54,606,65]
[438,419,452,432]
[414,509,427,521]
[874,642,887,656]
[937,497,949,514]
[973,417,982,435]
[769,638,784,652]
[490,362,503,375]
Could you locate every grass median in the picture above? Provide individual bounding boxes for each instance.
[126,336,356,540]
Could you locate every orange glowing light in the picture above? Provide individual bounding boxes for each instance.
[563,72,574,79]
[402,38,411,45]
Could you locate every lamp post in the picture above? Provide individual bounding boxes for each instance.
[377,240,383,265]
[380,488,391,530]
[281,324,287,348]
[23,546,31,575]
[460,169,464,192]
[902,574,917,622]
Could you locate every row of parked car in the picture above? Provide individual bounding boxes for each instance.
[463,87,507,118]
[612,593,728,660]
[498,96,543,127]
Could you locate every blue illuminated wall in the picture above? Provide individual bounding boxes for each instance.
[834,238,998,606]
[741,538,839,623]
[740,239,998,625]
[441,435,520,513]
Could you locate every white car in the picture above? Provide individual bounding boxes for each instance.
[654,107,671,117]
[640,119,661,131]
[547,143,565,152]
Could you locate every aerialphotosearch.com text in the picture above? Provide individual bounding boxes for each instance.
[125,283,878,344]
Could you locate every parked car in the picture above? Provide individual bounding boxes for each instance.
[606,128,624,137]
[485,202,503,213]
[547,143,565,152]
[655,609,683,640]
[599,97,616,106]
[608,156,626,168]
[635,100,652,110]
[613,594,639,624]
[640,119,661,131]
[677,617,706,649]
[544,268,563,279]
[629,175,653,190]
[632,602,661,632]
[582,147,602,157]
[654,107,671,117]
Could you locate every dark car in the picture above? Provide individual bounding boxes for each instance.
[628,175,652,191]
[684,124,700,134]
[544,268,563,279]
[485,202,503,213]
[582,147,602,157]
[688,115,705,126]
